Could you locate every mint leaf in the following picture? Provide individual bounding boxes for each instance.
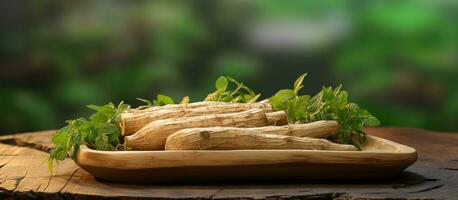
[136,98,153,106]
[95,134,114,151]
[269,89,295,111]
[51,128,70,146]
[48,102,130,174]
[365,116,381,126]
[137,95,180,109]
[156,95,174,105]
[205,76,260,103]
[269,73,380,149]
[293,73,307,94]
[288,95,310,121]
[215,76,229,91]
[50,147,68,161]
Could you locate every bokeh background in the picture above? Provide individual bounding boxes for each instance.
[1,0,457,134]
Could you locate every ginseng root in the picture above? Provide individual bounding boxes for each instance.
[165,127,356,151]
[121,101,273,136]
[124,109,287,150]
[160,120,338,140]
[261,120,339,138]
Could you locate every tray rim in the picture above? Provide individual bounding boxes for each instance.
[75,135,417,170]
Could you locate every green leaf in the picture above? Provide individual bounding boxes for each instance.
[48,102,130,174]
[95,134,114,151]
[51,128,70,147]
[269,89,295,111]
[365,116,381,126]
[157,95,175,105]
[241,85,256,96]
[268,73,380,149]
[180,96,190,104]
[288,95,310,121]
[47,159,54,175]
[226,76,240,87]
[50,147,68,160]
[137,95,175,108]
[86,104,102,111]
[248,94,261,103]
[136,98,153,106]
[293,73,307,94]
[205,76,259,103]
[215,76,229,91]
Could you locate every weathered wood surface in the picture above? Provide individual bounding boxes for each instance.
[0,128,457,199]
[75,135,416,183]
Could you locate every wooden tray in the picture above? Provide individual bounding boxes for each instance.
[75,135,417,183]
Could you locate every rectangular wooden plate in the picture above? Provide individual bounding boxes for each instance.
[75,135,417,183]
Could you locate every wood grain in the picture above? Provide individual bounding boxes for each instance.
[0,130,54,152]
[0,127,457,199]
[75,135,416,182]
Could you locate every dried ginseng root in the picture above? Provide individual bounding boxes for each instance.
[120,101,273,135]
[124,109,287,150]
[165,127,357,151]
[162,120,339,140]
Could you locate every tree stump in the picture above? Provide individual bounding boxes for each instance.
[0,128,457,199]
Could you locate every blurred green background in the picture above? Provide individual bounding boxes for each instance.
[1,0,457,134]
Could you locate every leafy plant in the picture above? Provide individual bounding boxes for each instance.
[137,95,174,108]
[204,76,261,103]
[137,95,190,109]
[269,74,380,149]
[48,74,379,174]
[47,102,129,173]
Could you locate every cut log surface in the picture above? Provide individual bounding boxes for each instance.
[0,128,457,199]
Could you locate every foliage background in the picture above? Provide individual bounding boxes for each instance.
[1,0,457,134]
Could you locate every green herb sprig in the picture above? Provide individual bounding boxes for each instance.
[47,102,129,173]
[48,74,380,174]
[136,95,189,109]
[269,74,380,149]
[204,76,260,103]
